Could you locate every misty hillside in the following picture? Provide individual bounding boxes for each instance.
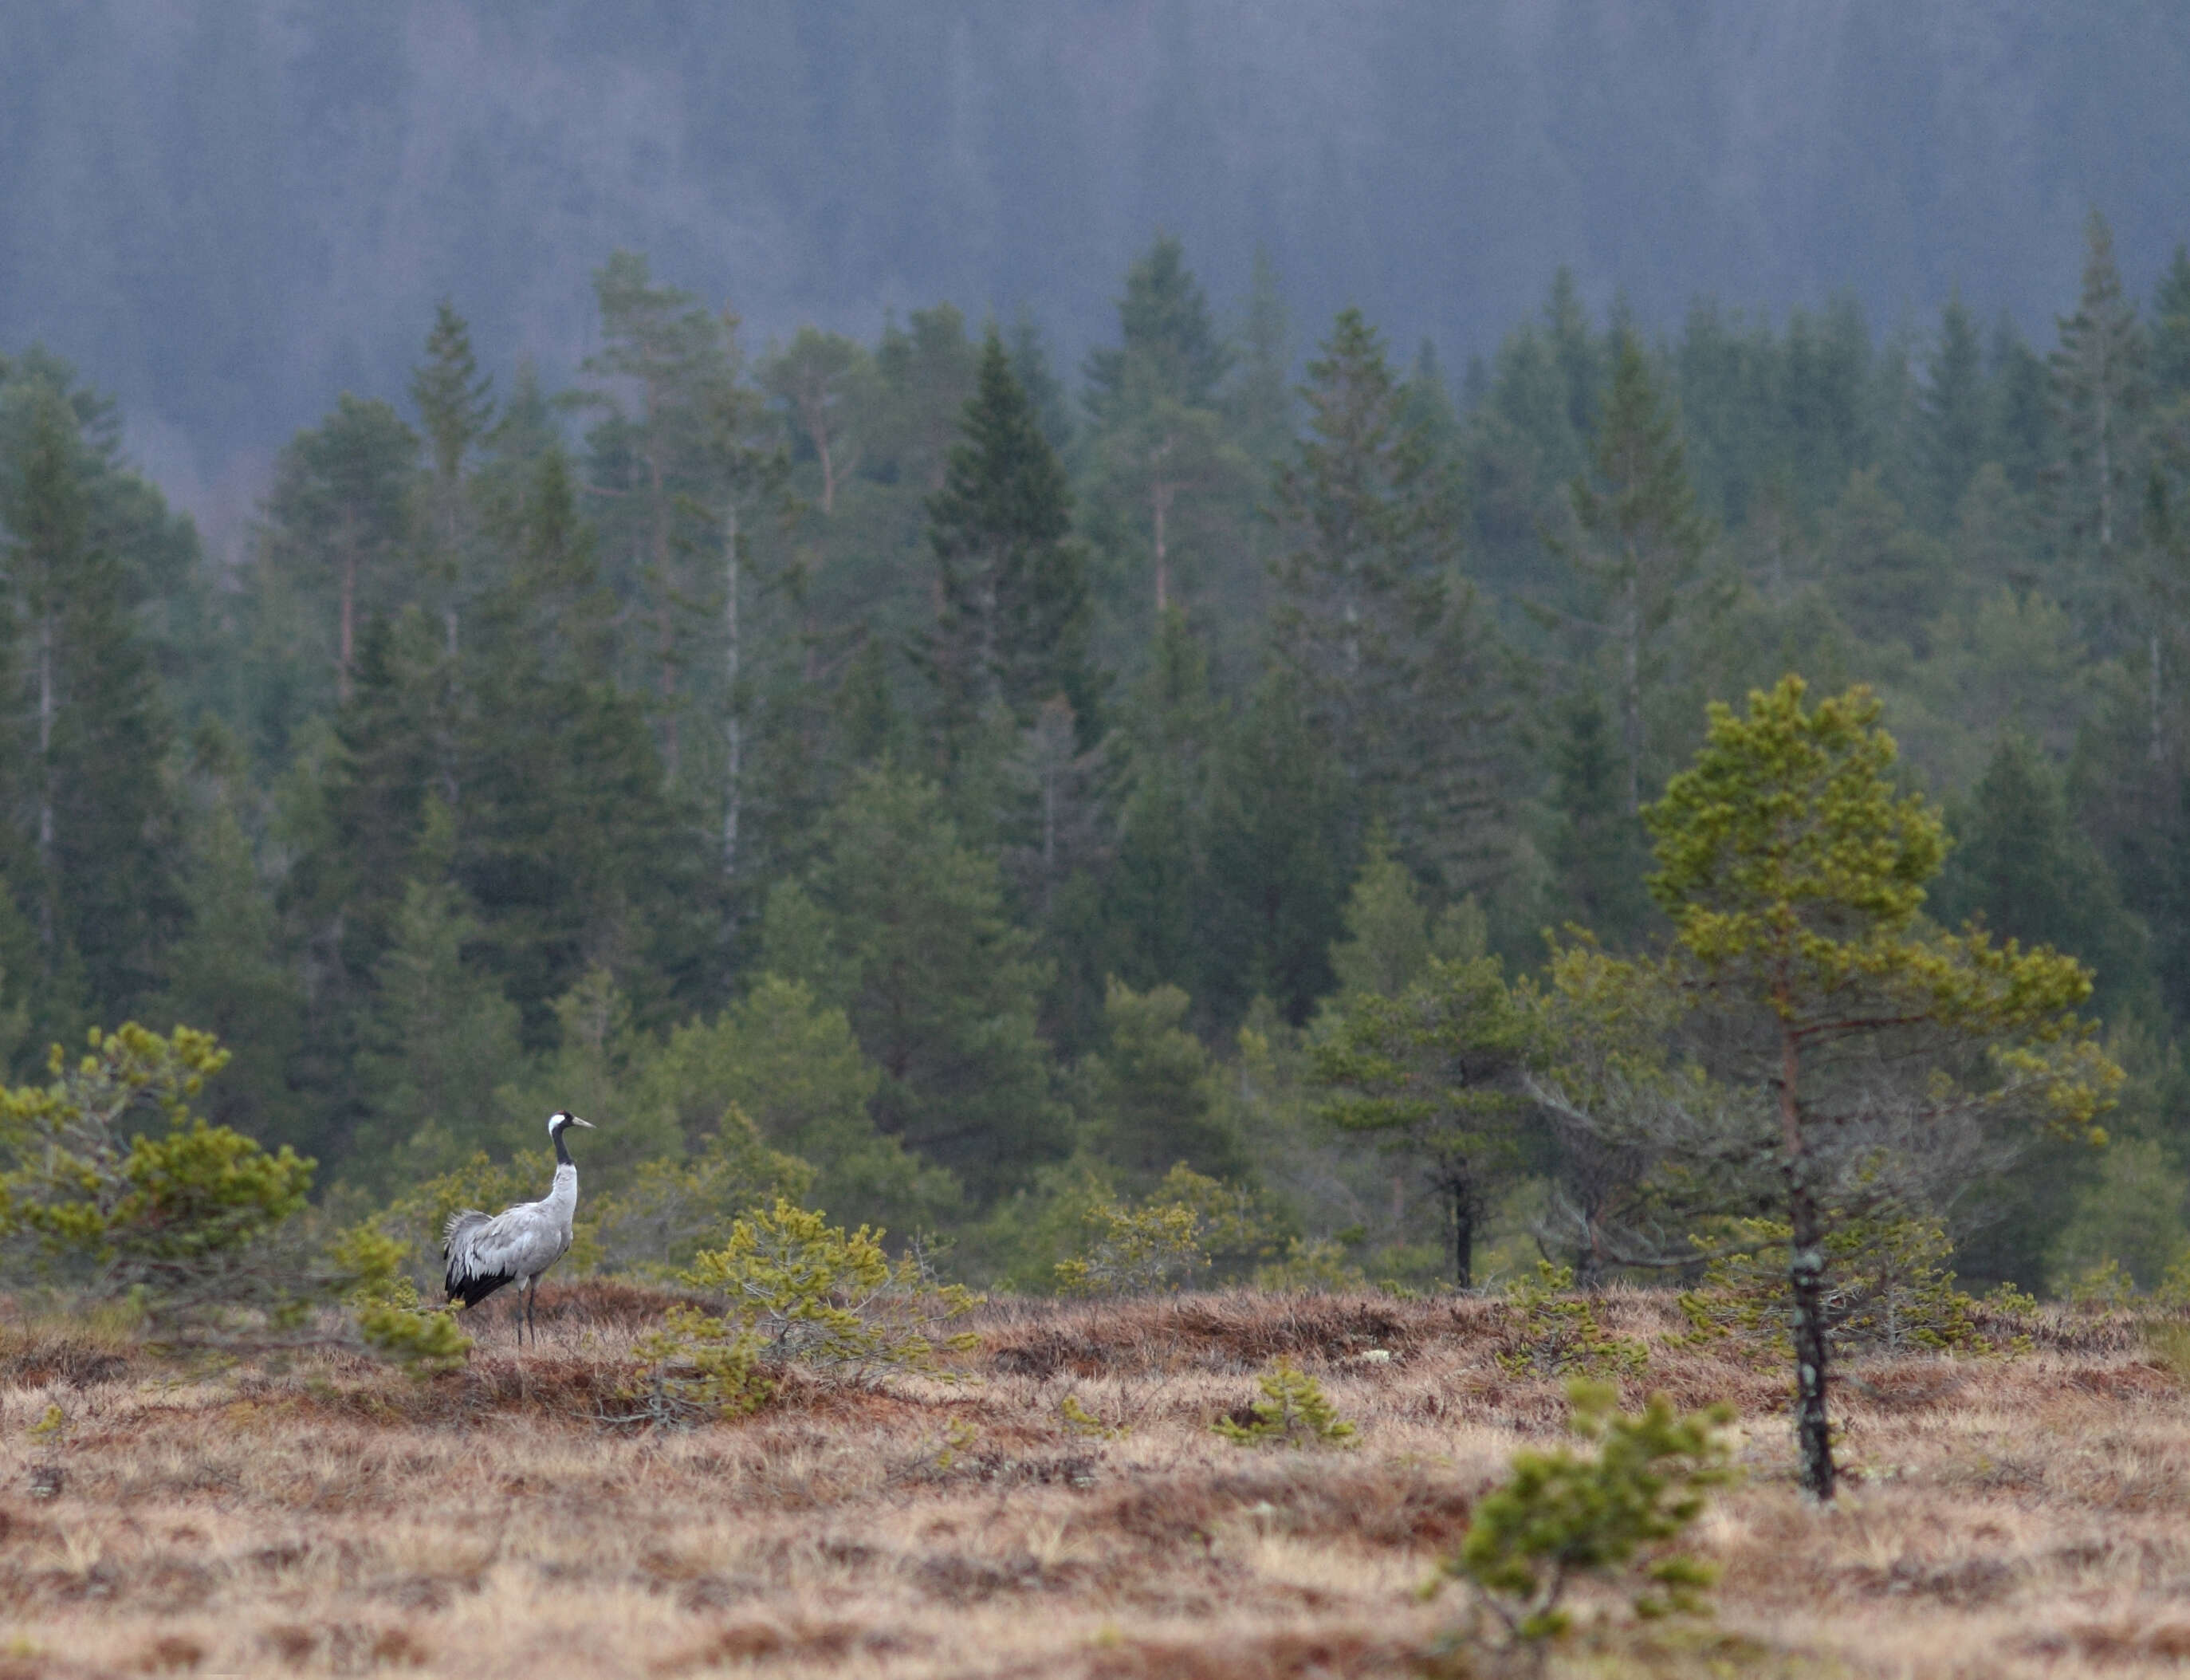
[4,0,2187,513]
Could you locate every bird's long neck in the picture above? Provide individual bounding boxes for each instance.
[553,1125,573,1167]
[543,1161,578,1223]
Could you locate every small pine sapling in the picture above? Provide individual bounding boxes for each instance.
[1436,1379,1733,1663]
[1496,1261,1649,1379]
[1059,1393,1128,1438]
[1212,1357,1358,1449]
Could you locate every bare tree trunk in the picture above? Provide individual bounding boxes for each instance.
[1779,1021,1835,1501]
[338,548,357,705]
[722,502,741,880]
[1447,1171,1474,1289]
[2151,630,2164,765]
[1622,564,1643,813]
[1150,436,1176,615]
[2096,384,2113,554]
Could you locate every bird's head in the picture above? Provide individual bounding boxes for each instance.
[547,1111,596,1137]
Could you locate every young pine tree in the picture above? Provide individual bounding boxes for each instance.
[1647,677,2116,1499]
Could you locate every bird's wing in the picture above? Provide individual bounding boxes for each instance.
[444,1202,552,1304]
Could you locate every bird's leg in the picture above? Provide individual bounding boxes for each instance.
[525,1277,538,1348]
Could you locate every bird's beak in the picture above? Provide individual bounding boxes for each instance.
[568,1115,596,1129]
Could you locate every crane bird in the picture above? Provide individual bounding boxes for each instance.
[442,1111,596,1347]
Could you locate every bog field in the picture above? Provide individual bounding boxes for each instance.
[1,1285,2186,1679]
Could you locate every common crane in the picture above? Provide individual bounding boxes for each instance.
[442,1111,595,1347]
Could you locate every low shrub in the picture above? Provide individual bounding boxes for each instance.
[1436,1379,1733,1663]
[1212,1357,1357,1449]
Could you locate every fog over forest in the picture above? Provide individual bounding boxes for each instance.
[5,1,2187,529]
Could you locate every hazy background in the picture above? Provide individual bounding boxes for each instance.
[3,0,2184,539]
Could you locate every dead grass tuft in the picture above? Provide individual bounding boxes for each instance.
[7,1287,2190,1677]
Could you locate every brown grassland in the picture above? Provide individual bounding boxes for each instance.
[2,1283,2188,1678]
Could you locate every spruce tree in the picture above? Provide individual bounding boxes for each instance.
[922,331,1097,753]
[1083,233,1233,423]
[1106,611,1219,999]
[0,381,181,1021]
[1921,293,1989,529]
[1934,733,2158,1029]
[1087,978,1243,1190]
[1547,686,1652,945]
[2153,245,2190,408]
[1563,327,1713,812]
[1270,308,1508,883]
[2049,210,2149,571]
[760,766,1064,1205]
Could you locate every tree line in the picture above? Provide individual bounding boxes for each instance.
[2,213,2188,1298]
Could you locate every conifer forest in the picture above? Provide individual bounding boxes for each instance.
[2,202,2188,1304]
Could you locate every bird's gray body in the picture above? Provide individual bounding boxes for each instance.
[442,1111,592,1344]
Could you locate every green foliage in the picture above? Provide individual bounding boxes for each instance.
[352,860,526,1187]
[1054,1164,1285,1295]
[1253,1237,1370,1294]
[616,1306,775,1428]
[1681,1214,1990,1354]
[1311,952,1534,1286]
[341,1228,472,1377]
[1496,1262,1649,1379]
[0,1025,305,1286]
[1084,978,1242,1189]
[1441,1380,1734,1649]
[633,974,947,1230]
[1056,1198,1203,1296]
[2043,1136,2190,1296]
[585,1111,812,1277]
[761,768,1062,1204]
[1059,1392,1128,1438]
[1211,1358,1357,1450]
[681,1199,981,1379]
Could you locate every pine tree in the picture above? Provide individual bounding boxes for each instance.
[1201,672,1348,1028]
[260,394,419,705]
[456,445,691,1037]
[1009,310,1075,457]
[1082,237,1258,632]
[923,331,1097,754]
[1647,676,2115,1498]
[1544,267,1602,445]
[577,250,743,780]
[1989,314,2055,498]
[352,864,526,1187]
[1563,327,1713,812]
[1227,248,1294,464]
[1818,468,1950,651]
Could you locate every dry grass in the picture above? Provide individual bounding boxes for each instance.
[0,1282,2185,1678]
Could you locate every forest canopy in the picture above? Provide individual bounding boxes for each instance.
[2,214,2188,1298]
